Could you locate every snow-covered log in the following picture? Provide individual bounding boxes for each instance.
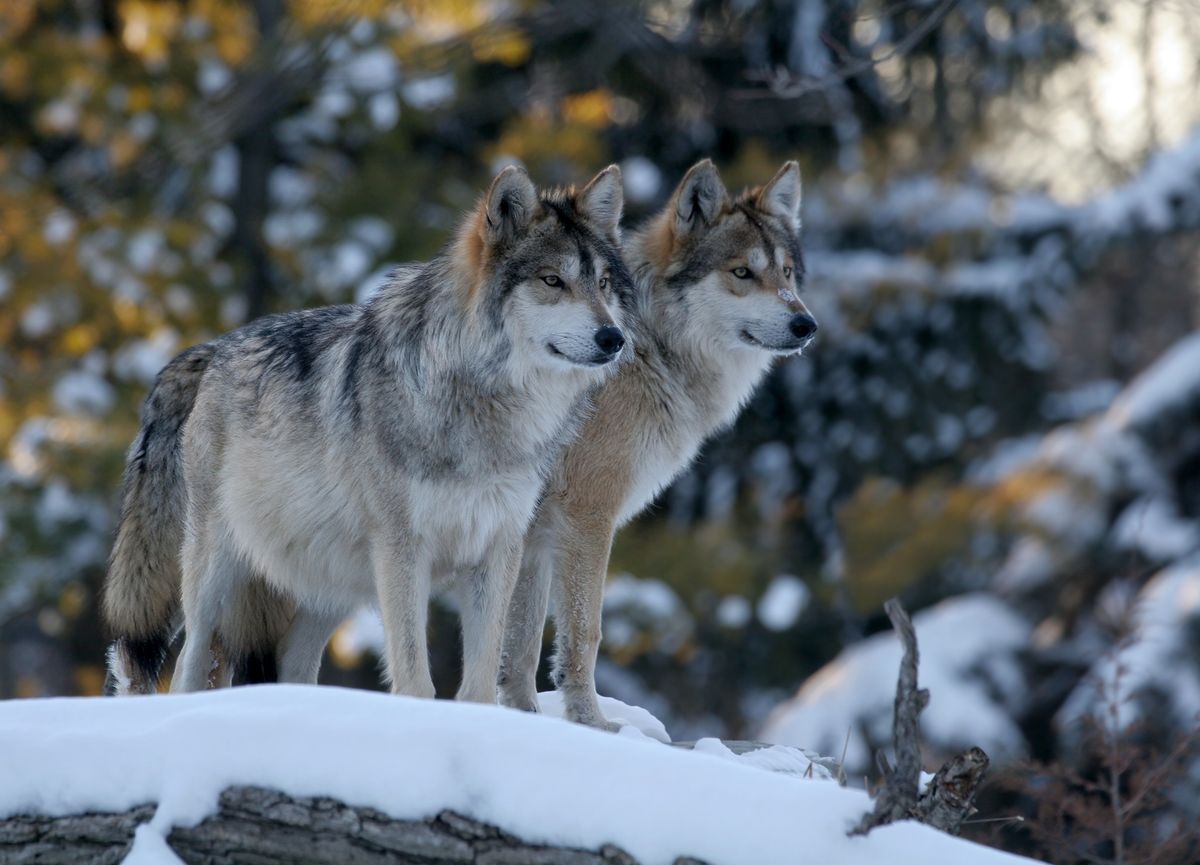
[0,687,1041,865]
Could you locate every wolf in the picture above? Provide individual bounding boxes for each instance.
[497,160,817,730]
[103,164,630,702]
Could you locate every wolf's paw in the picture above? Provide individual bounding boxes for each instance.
[499,687,540,713]
[568,707,622,734]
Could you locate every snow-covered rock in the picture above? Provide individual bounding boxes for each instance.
[760,594,1031,771]
[0,686,1043,865]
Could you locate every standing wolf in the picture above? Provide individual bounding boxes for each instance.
[498,160,817,729]
[103,165,630,702]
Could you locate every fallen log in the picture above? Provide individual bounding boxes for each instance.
[1,785,663,865]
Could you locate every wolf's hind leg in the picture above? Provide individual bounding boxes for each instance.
[277,606,344,684]
[499,517,556,712]
[550,513,620,732]
[458,535,524,704]
[172,527,245,693]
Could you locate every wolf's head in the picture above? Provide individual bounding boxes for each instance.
[457,165,630,371]
[643,159,816,356]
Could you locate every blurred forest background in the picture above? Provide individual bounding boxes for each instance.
[2,0,1200,860]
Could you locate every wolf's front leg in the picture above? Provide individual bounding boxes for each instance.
[457,534,524,704]
[551,514,620,733]
[372,537,436,699]
[499,512,557,712]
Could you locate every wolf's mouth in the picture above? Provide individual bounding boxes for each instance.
[740,329,807,354]
[547,342,616,367]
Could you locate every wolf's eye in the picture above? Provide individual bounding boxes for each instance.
[599,275,610,291]
[541,275,564,288]
[731,266,752,279]
[783,266,793,279]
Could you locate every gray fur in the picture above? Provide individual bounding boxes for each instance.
[104,167,631,701]
[498,160,817,729]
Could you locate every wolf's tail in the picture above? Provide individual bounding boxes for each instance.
[103,343,216,695]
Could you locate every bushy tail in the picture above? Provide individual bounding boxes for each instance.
[103,344,216,695]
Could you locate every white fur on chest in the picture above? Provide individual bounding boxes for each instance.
[408,471,542,571]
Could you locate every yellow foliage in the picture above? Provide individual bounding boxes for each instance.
[196,0,257,65]
[0,53,29,98]
[492,111,607,170]
[288,0,394,29]
[471,27,530,66]
[117,0,183,67]
[60,325,99,356]
[109,131,143,170]
[59,583,88,619]
[0,0,36,45]
[838,476,1013,612]
[562,89,613,129]
[74,665,107,696]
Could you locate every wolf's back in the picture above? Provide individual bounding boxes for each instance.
[103,343,215,694]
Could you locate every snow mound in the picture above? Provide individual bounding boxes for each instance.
[760,594,1031,771]
[0,686,1041,865]
[537,690,671,743]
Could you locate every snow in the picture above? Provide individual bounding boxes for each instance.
[1112,496,1200,561]
[761,594,1031,770]
[1058,559,1200,732]
[756,575,810,632]
[537,691,671,743]
[52,369,115,415]
[690,738,837,781]
[716,594,753,628]
[113,331,179,385]
[602,574,692,652]
[402,74,456,109]
[0,686,1042,865]
[621,156,662,204]
[1106,331,1200,433]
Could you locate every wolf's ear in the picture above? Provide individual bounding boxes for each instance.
[672,159,727,236]
[579,165,623,241]
[756,161,802,228]
[483,165,538,246]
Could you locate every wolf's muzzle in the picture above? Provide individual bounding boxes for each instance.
[789,313,818,341]
[594,325,626,357]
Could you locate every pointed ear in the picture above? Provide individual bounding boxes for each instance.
[482,165,537,246]
[756,161,802,227]
[579,164,623,241]
[671,159,727,236]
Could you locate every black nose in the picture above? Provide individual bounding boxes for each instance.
[594,325,625,355]
[789,313,818,340]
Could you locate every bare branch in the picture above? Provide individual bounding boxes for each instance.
[741,0,958,100]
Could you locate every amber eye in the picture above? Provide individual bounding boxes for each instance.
[731,266,752,279]
[541,275,564,288]
[783,266,793,279]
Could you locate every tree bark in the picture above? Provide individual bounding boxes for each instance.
[0,785,691,865]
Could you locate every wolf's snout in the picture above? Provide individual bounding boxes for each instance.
[789,313,818,341]
[594,325,626,356]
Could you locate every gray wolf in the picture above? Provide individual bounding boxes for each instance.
[103,165,630,702]
[497,160,817,729]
